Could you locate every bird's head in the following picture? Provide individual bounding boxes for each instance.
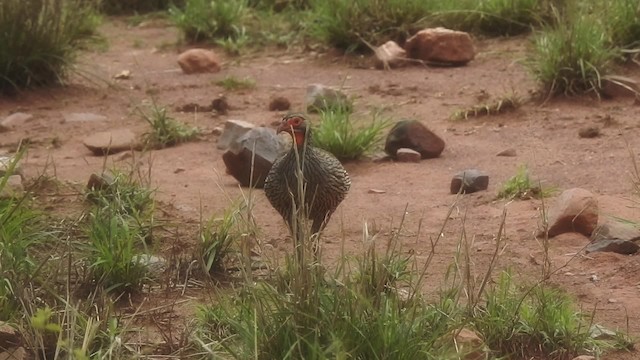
[277,113,309,147]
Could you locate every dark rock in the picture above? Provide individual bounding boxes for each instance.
[222,127,287,188]
[86,172,116,191]
[450,169,489,194]
[578,126,601,138]
[211,96,229,115]
[268,96,291,111]
[305,84,350,113]
[601,75,640,99]
[177,48,222,74]
[374,40,407,69]
[217,119,255,150]
[496,148,517,157]
[542,188,598,238]
[82,129,139,155]
[404,27,475,66]
[385,119,445,159]
[176,102,213,112]
[591,222,640,242]
[586,239,639,255]
[395,148,421,162]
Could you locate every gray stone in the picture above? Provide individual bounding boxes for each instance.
[385,119,445,159]
[86,172,116,192]
[496,148,517,157]
[542,188,598,238]
[222,127,287,188]
[0,175,23,199]
[82,128,139,155]
[0,155,22,177]
[591,221,640,242]
[305,84,350,113]
[404,27,475,66]
[0,112,33,131]
[177,48,222,74]
[589,324,617,341]
[133,254,168,279]
[217,119,256,150]
[586,239,639,255]
[64,112,108,123]
[395,148,421,163]
[375,40,407,69]
[450,169,489,194]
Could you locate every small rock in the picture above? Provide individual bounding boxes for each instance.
[586,239,639,255]
[86,172,116,191]
[212,126,223,136]
[132,254,167,280]
[176,102,213,113]
[591,222,640,243]
[305,84,350,113]
[450,169,489,194]
[63,112,108,123]
[542,188,598,238]
[217,119,256,150]
[0,175,23,199]
[385,119,445,159]
[374,40,407,69]
[404,27,475,66]
[177,48,222,74]
[211,96,229,115]
[571,356,596,360]
[395,148,421,163]
[589,324,617,341]
[82,128,139,155]
[222,127,287,188]
[368,189,386,194]
[496,148,517,157]
[114,70,132,80]
[578,127,601,138]
[608,298,618,303]
[452,328,484,360]
[1,112,33,131]
[0,347,26,360]
[0,321,21,349]
[601,75,640,99]
[589,274,598,282]
[268,96,291,111]
[0,155,22,177]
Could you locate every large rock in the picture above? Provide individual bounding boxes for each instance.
[374,40,407,69]
[222,127,287,188]
[217,119,256,150]
[385,119,445,159]
[450,169,489,194]
[404,27,475,65]
[0,112,33,131]
[586,239,639,255]
[177,49,222,74]
[82,128,139,155]
[305,84,350,113]
[543,188,598,238]
[586,221,640,255]
[452,328,484,360]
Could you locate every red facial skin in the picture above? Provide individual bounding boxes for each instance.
[277,115,306,147]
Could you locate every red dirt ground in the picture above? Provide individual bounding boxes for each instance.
[1,19,640,358]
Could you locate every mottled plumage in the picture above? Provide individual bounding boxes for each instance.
[264,114,350,236]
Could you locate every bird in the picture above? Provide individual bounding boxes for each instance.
[264,113,351,242]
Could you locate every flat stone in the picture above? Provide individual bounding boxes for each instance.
[585,239,639,255]
[496,148,517,157]
[591,222,640,243]
[222,127,287,188]
[177,48,222,74]
[450,169,489,194]
[542,188,598,238]
[1,112,33,131]
[305,84,350,113]
[589,324,617,341]
[405,27,475,66]
[82,128,139,156]
[385,119,445,159]
[132,254,167,280]
[395,148,421,162]
[0,175,24,199]
[217,119,256,150]
[374,40,407,69]
[64,112,108,123]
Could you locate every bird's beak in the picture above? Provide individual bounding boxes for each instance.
[277,122,292,134]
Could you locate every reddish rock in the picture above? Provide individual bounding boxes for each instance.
[405,27,475,65]
[543,188,598,238]
[82,129,139,155]
[177,49,222,74]
[395,148,421,162]
[452,328,484,360]
[385,119,445,159]
[0,112,33,131]
[374,40,407,69]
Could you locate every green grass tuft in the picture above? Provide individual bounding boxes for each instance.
[312,106,390,161]
[139,103,201,149]
[198,205,242,275]
[170,0,248,43]
[216,75,256,91]
[498,165,555,200]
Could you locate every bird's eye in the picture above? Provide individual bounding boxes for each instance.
[290,117,302,126]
